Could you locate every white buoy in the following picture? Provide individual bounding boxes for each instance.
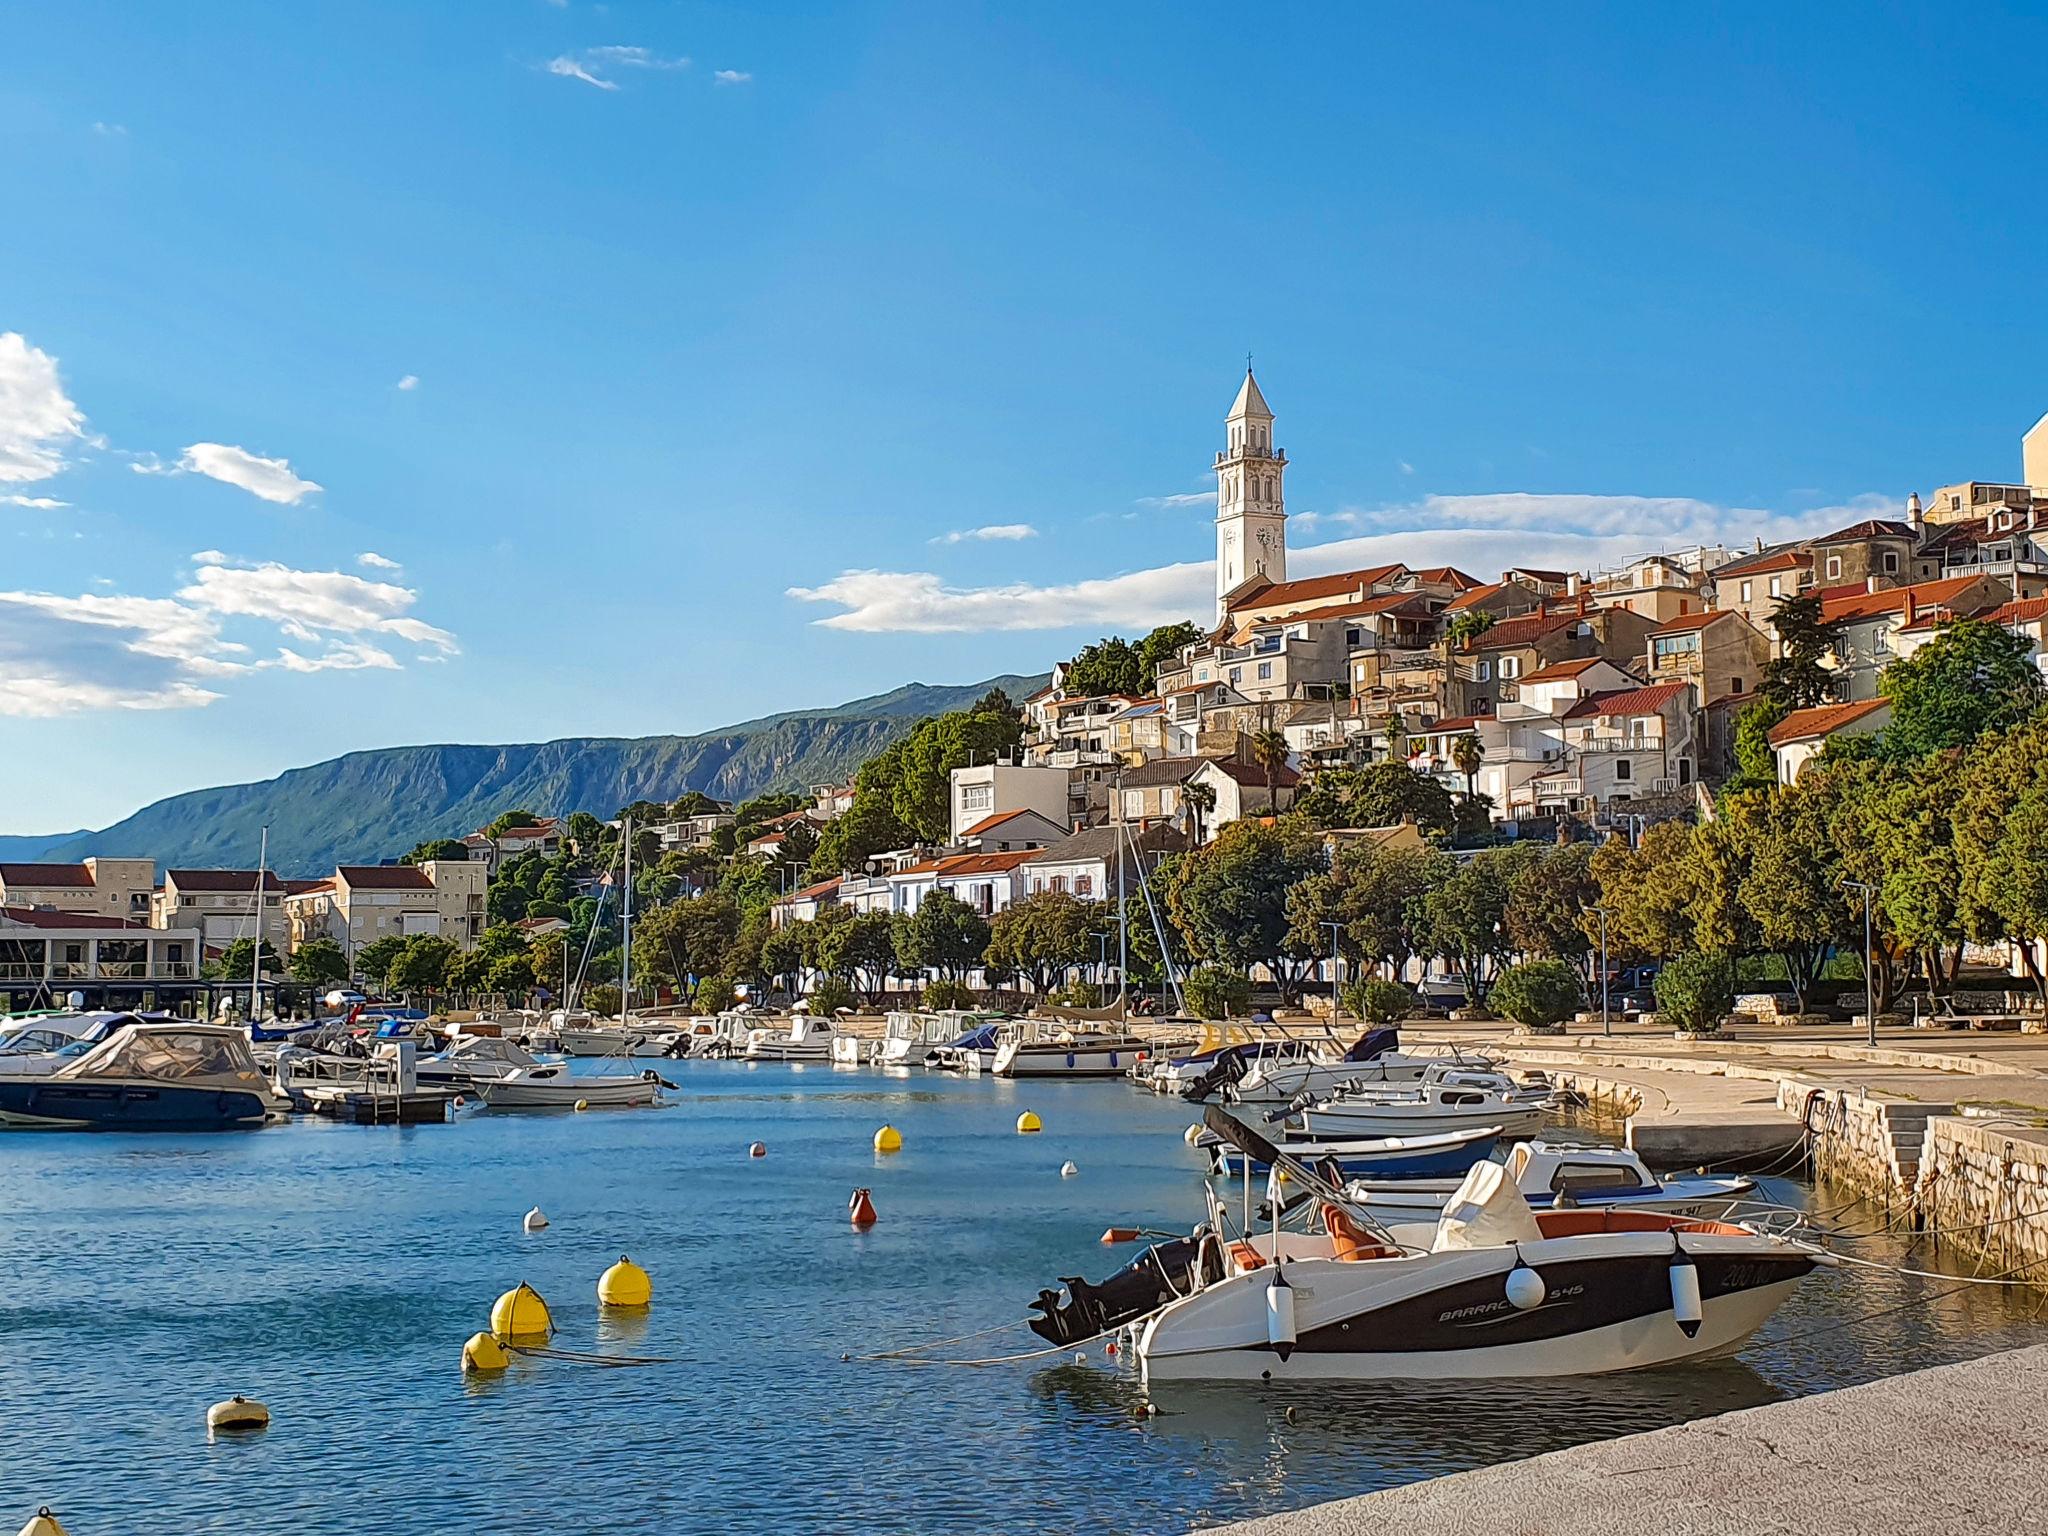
[1504,1264,1546,1311]
[523,1206,548,1232]
[1060,1161,1078,1178]
[1669,1256,1704,1338]
[1266,1269,1297,1350]
[19,1508,70,1536]
[206,1395,270,1434]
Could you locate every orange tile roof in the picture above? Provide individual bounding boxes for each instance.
[1565,682,1692,719]
[1227,565,1407,613]
[1651,609,1744,635]
[1818,575,1989,624]
[1467,612,1579,651]
[1428,714,1495,733]
[1408,565,1482,589]
[338,865,435,891]
[1983,596,2048,625]
[933,849,1038,876]
[1714,548,1810,579]
[959,809,1036,837]
[1443,581,1505,613]
[774,876,843,904]
[1768,698,1890,746]
[1521,657,1606,682]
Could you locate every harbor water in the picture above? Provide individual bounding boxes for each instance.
[2,1060,2043,1534]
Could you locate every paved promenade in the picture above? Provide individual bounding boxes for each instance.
[1208,1344,2048,1535]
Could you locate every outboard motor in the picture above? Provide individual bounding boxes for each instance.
[1026,1234,1209,1345]
[1180,1047,1251,1103]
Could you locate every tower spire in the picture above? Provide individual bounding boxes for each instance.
[1214,367,1287,621]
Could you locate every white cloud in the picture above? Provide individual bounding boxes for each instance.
[91,121,126,137]
[0,553,457,718]
[932,523,1039,544]
[547,45,687,89]
[0,333,89,486]
[547,55,617,90]
[1136,491,1214,509]
[789,490,1898,633]
[1398,461,1415,476]
[1,495,68,509]
[395,374,419,391]
[713,69,753,84]
[357,551,402,572]
[174,442,323,504]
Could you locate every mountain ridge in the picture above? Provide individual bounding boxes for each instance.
[10,673,1046,877]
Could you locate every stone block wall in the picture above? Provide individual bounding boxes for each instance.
[1917,1118,2048,1277]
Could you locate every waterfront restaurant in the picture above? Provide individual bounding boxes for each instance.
[0,906,209,1015]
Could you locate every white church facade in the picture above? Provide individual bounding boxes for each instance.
[1214,369,1288,620]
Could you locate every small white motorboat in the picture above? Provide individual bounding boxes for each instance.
[922,1013,1012,1073]
[471,1063,664,1109]
[1344,1140,1756,1222]
[1290,1064,1555,1140]
[416,1034,565,1089]
[0,1012,136,1077]
[744,1012,841,1063]
[0,1022,287,1130]
[1226,1035,1503,1107]
[993,1024,1156,1079]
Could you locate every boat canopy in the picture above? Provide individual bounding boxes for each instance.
[1431,1160,1543,1252]
[57,1023,269,1091]
[1342,1028,1399,1062]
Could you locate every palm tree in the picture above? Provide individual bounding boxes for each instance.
[1251,726,1292,810]
[1181,779,1216,845]
[1451,732,1484,801]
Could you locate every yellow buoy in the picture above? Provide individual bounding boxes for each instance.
[205,1395,270,1434]
[461,1331,511,1372]
[873,1124,903,1154]
[490,1281,555,1341]
[18,1508,70,1536]
[1016,1111,1042,1134]
[597,1254,652,1308]
[574,1098,591,1112]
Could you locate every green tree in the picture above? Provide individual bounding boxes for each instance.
[1183,965,1253,1020]
[486,949,536,997]
[1499,842,1596,977]
[1721,787,1845,1013]
[402,838,472,866]
[633,891,742,989]
[1450,732,1484,800]
[669,790,722,818]
[1445,610,1496,649]
[761,921,809,994]
[287,937,350,987]
[1490,959,1583,1030]
[1064,636,1145,698]
[1343,976,1415,1026]
[353,935,407,990]
[1180,779,1216,845]
[1250,727,1293,809]
[1164,820,1327,1002]
[894,891,992,983]
[484,809,541,838]
[985,891,1099,995]
[1954,715,2048,1010]
[807,788,914,879]
[388,934,461,998]
[892,708,1026,842]
[1135,620,1203,688]
[1588,822,1695,962]
[694,975,737,1014]
[809,976,859,1014]
[206,936,282,982]
[1292,762,1454,836]
[1418,851,1513,1005]
[1880,618,2048,759]
[1321,842,1449,978]
[1726,698,1788,793]
[1759,590,1844,709]
[1654,951,1735,1033]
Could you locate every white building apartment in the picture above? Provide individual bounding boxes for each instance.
[0,907,204,1005]
[0,858,156,921]
[948,762,1070,844]
[152,868,290,953]
[284,860,488,959]
[885,848,1036,918]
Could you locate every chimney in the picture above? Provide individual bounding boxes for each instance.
[1566,573,1582,597]
[1903,589,1917,627]
[1907,490,1924,532]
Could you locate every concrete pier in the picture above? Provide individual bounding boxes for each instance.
[1208,1344,2048,1535]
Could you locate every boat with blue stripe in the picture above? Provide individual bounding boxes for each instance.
[1201,1124,1500,1179]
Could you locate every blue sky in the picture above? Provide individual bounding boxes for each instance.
[4,1,2045,830]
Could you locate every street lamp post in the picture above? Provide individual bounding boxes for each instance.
[1844,879,1877,1046]
[1323,920,1343,1026]
[1591,906,1611,1037]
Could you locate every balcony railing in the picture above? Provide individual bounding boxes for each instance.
[1578,737,1662,754]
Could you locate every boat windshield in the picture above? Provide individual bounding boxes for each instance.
[63,1027,266,1087]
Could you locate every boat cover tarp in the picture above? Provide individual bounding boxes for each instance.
[1431,1159,1543,1251]
[1343,1028,1400,1062]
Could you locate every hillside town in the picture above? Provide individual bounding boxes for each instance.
[7,371,2048,1025]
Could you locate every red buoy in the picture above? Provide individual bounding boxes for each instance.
[849,1187,878,1228]
[1101,1227,1141,1244]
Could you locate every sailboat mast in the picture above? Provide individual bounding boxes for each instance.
[620,816,632,1020]
[1114,773,1128,1011]
[249,825,268,1023]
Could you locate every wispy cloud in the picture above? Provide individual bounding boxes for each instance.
[932,523,1038,545]
[790,490,1897,633]
[713,69,753,84]
[0,333,90,487]
[1398,460,1415,476]
[1,495,69,510]
[547,45,688,90]
[1135,490,1214,509]
[357,551,402,572]
[134,442,322,505]
[91,121,127,138]
[395,374,419,392]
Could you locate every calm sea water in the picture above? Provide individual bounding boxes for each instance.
[2,1060,2043,1534]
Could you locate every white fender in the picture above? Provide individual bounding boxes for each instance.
[1266,1268,1297,1350]
[1669,1254,1703,1338]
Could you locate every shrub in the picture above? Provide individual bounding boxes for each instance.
[1489,960,1583,1030]
[1342,976,1415,1026]
[1051,979,1102,1008]
[807,976,857,1015]
[583,983,622,1017]
[922,979,977,1010]
[1184,966,1253,1021]
[693,976,737,1014]
[1655,952,1735,1034]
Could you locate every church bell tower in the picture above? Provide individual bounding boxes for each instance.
[1215,368,1287,620]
